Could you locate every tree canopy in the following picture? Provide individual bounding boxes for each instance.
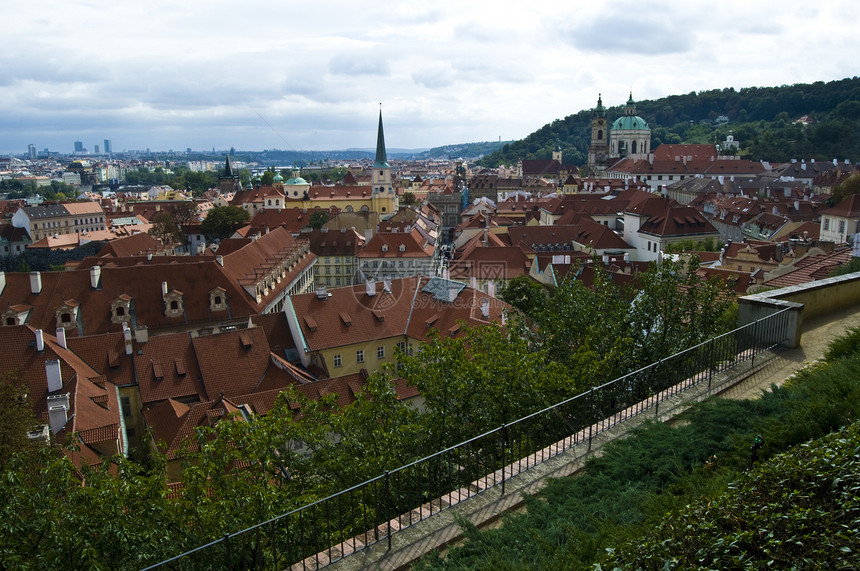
[200,205,250,241]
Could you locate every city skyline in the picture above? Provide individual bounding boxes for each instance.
[1,0,858,155]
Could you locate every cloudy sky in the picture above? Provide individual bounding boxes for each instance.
[1,0,857,155]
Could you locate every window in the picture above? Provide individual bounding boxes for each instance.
[333,354,342,368]
[824,218,830,231]
[839,220,846,234]
[377,346,385,359]
[397,341,406,353]
[126,428,136,439]
[121,396,132,417]
[356,350,364,363]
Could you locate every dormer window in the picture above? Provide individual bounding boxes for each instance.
[110,294,132,324]
[55,301,79,330]
[209,287,227,311]
[163,290,184,317]
[399,244,406,252]
[381,245,388,252]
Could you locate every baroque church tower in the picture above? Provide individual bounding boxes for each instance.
[587,94,609,169]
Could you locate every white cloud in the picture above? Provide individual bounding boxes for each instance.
[0,0,858,153]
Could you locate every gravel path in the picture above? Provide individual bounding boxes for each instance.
[717,305,860,400]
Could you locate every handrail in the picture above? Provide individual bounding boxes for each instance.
[142,308,792,570]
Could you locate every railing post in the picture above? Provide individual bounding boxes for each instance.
[501,423,507,495]
[588,388,594,452]
[224,533,231,570]
[385,470,392,552]
[752,319,759,367]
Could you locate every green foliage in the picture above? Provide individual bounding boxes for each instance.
[398,325,574,449]
[0,370,41,470]
[1,240,106,273]
[419,326,860,571]
[831,173,860,203]
[478,78,860,167]
[307,209,331,229]
[605,422,860,570]
[824,325,860,361]
[200,205,250,241]
[663,237,724,253]
[148,211,182,246]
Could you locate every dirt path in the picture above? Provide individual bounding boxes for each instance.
[717,305,860,400]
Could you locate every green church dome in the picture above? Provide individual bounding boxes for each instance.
[273,173,284,183]
[611,115,650,130]
[285,176,308,185]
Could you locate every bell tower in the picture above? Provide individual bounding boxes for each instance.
[587,94,609,168]
[371,105,396,214]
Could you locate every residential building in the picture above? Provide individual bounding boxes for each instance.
[284,276,508,377]
[357,227,437,280]
[11,201,106,241]
[302,227,365,287]
[819,194,860,245]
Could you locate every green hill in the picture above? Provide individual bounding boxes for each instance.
[479,77,860,167]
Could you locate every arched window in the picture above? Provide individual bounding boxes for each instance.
[597,129,603,140]
[632,141,637,153]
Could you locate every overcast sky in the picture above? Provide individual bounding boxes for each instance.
[1,0,857,155]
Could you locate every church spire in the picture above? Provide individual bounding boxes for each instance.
[374,104,389,169]
[224,154,234,177]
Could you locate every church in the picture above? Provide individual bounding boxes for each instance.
[587,93,651,171]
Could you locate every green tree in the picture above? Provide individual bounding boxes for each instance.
[148,211,182,246]
[0,370,40,470]
[200,206,250,241]
[307,210,330,230]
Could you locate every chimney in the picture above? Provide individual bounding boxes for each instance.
[35,329,44,352]
[124,328,133,355]
[480,298,490,318]
[602,253,609,264]
[801,162,807,171]
[794,200,800,211]
[47,392,70,434]
[315,285,328,300]
[161,281,168,296]
[89,265,101,289]
[55,328,67,350]
[147,252,153,261]
[0,271,5,296]
[365,277,376,297]
[383,277,392,293]
[30,271,42,294]
[45,360,62,392]
[471,276,478,289]
[487,281,496,298]
[134,325,149,344]
[216,255,224,266]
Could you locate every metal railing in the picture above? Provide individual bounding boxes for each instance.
[144,308,791,570]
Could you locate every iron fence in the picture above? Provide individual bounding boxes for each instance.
[143,308,791,570]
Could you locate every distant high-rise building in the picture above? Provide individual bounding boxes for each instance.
[94,144,100,154]
[74,141,83,153]
[28,144,36,160]
[103,139,112,154]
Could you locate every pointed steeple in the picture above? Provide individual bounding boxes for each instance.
[224,155,234,177]
[595,93,605,118]
[373,105,389,169]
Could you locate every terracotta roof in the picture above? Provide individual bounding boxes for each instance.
[821,194,860,218]
[0,326,123,463]
[134,332,206,405]
[357,228,434,259]
[192,326,282,399]
[288,276,508,353]
[764,248,854,287]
